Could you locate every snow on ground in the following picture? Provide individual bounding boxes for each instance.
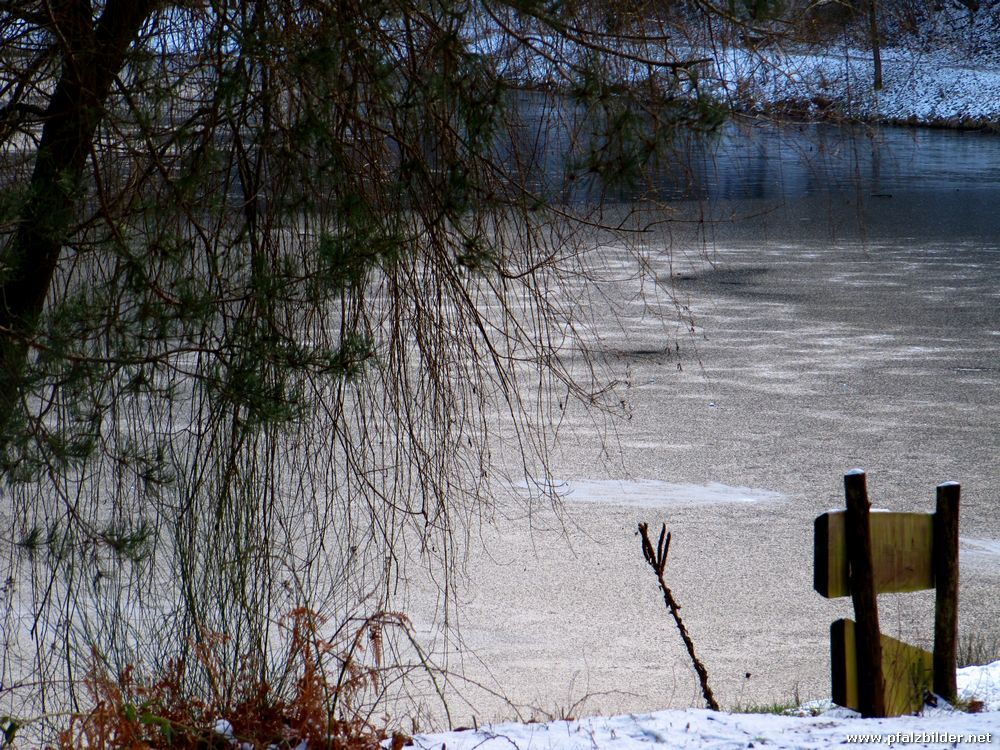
[710,44,1000,125]
[700,1,1000,126]
[399,662,1000,750]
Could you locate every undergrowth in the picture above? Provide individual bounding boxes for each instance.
[37,609,412,750]
[958,630,1000,669]
[731,699,801,716]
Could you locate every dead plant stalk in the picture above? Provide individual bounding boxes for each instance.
[638,522,719,711]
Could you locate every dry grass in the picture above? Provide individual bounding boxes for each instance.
[958,630,1000,670]
[49,609,410,750]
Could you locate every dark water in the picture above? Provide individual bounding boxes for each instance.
[509,92,1000,241]
[676,120,1000,243]
[683,119,1000,199]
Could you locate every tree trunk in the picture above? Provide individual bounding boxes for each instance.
[868,0,883,91]
[0,0,156,445]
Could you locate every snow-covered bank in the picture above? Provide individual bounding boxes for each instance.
[697,3,1000,127]
[400,662,1000,750]
[712,44,1000,128]
[474,3,1000,128]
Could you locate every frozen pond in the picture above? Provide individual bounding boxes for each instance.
[7,114,1000,733]
[400,121,1000,726]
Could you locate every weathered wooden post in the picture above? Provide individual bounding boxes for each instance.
[934,481,960,702]
[843,469,886,718]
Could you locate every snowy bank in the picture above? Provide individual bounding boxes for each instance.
[471,4,1000,128]
[397,661,1000,750]
[711,44,1000,127]
[687,3,1000,127]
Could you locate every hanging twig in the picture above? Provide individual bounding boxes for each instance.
[638,522,720,711]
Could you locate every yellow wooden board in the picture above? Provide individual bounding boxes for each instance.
[814,511,934,598]
[831,619,934,716]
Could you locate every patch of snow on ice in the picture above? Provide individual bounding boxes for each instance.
[518,478,784,507]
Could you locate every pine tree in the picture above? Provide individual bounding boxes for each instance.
[0,0,718,730]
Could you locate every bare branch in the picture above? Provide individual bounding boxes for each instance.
[638,522,720,711]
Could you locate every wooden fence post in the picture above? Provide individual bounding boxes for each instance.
[844,469,886,718]
[933,482,960,702]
